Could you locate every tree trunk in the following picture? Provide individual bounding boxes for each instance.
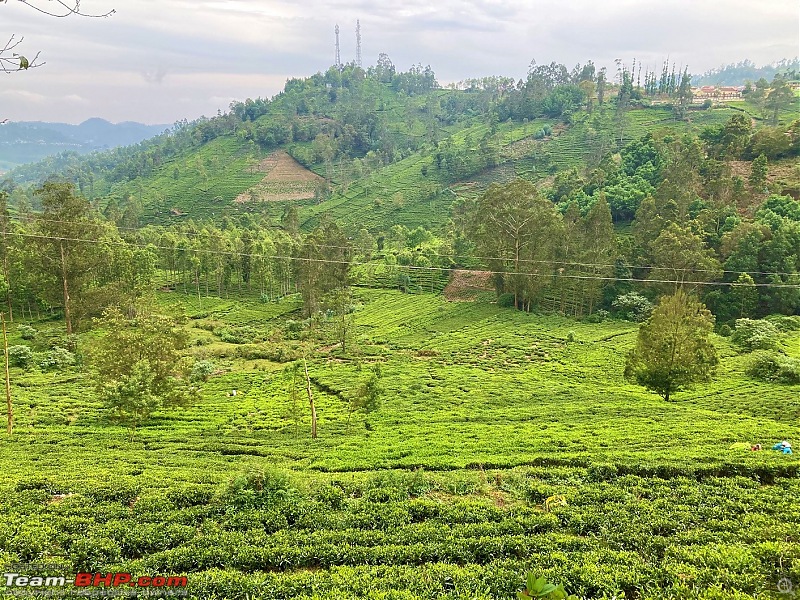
[303,355,317,439]
[60,241,72,335]
[2,313,12,435]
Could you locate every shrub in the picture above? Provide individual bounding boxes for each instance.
[745,351,800,384]
[225,468,295,509]
[284,320,303,339]
[718,323,732,337]
[764,314,800,332]
[215,326,258,344]
[38,347,76,371]
[732,319,781,352]
[585,309,609,323]
[8,345,34,369]
[191,360,215,382]
[497,293,516,308]
[314,484,346,509]
[17,325,36,340]
[612,292,654,322]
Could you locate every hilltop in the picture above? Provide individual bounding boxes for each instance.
[4,60,798,234]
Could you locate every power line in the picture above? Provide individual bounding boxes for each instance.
[6,230,800,289]
[5,215,799,279]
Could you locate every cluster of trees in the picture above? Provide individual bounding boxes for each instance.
[548,114,799,217]
[739,77,795,125]
[464,179,615,316]
[461,121,800,321]
[0,184,153,332]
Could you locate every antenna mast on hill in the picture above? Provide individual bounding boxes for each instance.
[335,24,341,69]
[356,20,362,68]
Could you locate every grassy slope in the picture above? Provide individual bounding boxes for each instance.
[0,290,797,599]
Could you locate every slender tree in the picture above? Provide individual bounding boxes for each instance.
[28,182,111,333]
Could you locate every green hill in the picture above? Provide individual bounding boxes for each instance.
[6,62,797,234]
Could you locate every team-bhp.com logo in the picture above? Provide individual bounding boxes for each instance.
[4,572,187,591]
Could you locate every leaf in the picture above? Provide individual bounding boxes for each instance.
[19,56,29,70]
[541,583,558,595]
[532,576,547,593]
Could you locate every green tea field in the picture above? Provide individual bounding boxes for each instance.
[1,289,798,599]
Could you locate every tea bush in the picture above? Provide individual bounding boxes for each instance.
[7,344,33,368]
[746,351,800,384]
[732,319,781,352]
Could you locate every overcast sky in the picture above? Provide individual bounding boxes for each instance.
[1,0,798,125]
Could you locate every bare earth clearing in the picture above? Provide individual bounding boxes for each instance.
[236,151,324,203]
[443,269,494,301]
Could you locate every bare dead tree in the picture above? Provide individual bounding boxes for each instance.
[0,34,40,73]
[1,1,115,74]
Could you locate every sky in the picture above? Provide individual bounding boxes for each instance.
[1,0,798,125]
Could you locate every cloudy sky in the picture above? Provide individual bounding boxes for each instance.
[1,0,797,125]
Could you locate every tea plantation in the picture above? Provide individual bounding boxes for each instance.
[0,290,798,599]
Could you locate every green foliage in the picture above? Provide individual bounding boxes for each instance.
[757,194,800,221]
[612,292,653,322]
[748,154,768,190]
[191,359,216,383]
[625,290,718,401]
[91,308,199,433]
[295,221,351,316]
[467,179,562,310]
[38,347,77,371]
[764,314,800,332]
[745,351,800,384]
[17,325,37,341]
[731,318,781,352]
[497,293,516,308]
[225,468,295,510]
[99,361,162,435]
[518,573,578,599]
[349,369,383,425]
[7,344,34,368]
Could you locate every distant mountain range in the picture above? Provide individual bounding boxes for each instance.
[0,118,169,173]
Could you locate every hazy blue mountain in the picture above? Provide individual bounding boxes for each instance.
[0,118,168,172]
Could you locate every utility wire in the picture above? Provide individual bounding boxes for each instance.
[6,230,799,289]
[7,215,799,279]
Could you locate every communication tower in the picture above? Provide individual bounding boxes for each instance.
[335,24,341,68]
[356,20,362,68]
